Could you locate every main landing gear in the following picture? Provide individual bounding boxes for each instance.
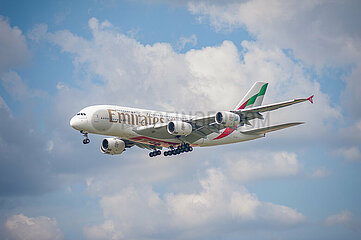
[163,143,193,157]
[149,150,161,157]
[81,130,90,144]
[148,144,193,157]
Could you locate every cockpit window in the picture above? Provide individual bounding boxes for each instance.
[76,113,86,116]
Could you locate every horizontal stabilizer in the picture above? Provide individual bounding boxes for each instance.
[238,97,312,114]
[241,122,304,135]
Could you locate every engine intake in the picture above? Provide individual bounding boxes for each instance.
[167,121,192,136]
[215,111,240,127]
[100,138,125,155]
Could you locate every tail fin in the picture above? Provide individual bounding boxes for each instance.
[234,82,268,110]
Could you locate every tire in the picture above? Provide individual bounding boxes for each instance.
[149,152,153,157]
[189,147,193,151]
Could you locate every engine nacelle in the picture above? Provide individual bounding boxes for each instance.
[167,121,192,136]
[100,138,125,155]
[215,111,240,127]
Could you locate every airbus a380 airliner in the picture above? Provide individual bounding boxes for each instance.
[70,82,313,157]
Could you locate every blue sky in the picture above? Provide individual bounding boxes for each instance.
[1,0,361,239]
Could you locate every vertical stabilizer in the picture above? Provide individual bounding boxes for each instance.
[234,82,268,110]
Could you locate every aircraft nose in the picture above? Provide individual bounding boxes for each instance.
[70,116,82,130]
[70,116,77,128]
[70,115,88,130]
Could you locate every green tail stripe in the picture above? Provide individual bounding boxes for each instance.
[247,94,258,105]
[258,83,268,96]
[246,83,268,107]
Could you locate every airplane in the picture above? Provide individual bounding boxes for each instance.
[70,82,313,157]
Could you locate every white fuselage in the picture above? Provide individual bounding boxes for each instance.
[70,105,263,148]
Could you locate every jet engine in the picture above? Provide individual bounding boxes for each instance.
[215,111,240,127]
[167,121,192,136]
[100,138,125,155]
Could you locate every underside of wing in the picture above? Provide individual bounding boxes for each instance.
[241,122,304,135]
[133,114,223,144]
[123,139,162,150]
[184,115,223,141]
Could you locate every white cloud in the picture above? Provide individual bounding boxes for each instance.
[311,166,331,178]
[0,95,10,112]
[84,169,305,239]
[357,120,361,132]
[46,140,54,152]
[326,210,353,225]
[226,151,300,183]
[334,146,361,162]
[0,70,29,99]
[177,34,197,50]
[84,221,119,240]
[188,0,361,68]
[28,23,48,42]
[0,16,30,72]
[5,214,64,240]
[325,210,361,232]
[0,70,47,100]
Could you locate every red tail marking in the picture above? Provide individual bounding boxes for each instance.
[307,95,314,104]
[237,99,249,110]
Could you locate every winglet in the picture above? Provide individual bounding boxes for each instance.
[307,95,314,104]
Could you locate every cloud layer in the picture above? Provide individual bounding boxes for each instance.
[0,16,30,72]
[5,214,64,240]
[84,169,305,239]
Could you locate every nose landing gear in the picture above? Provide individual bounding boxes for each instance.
[81,130,90,144]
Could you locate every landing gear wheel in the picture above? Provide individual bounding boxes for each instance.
[149,150,161,157]
[81,131,90,144]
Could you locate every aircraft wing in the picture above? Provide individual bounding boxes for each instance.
[134,114,221,144]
